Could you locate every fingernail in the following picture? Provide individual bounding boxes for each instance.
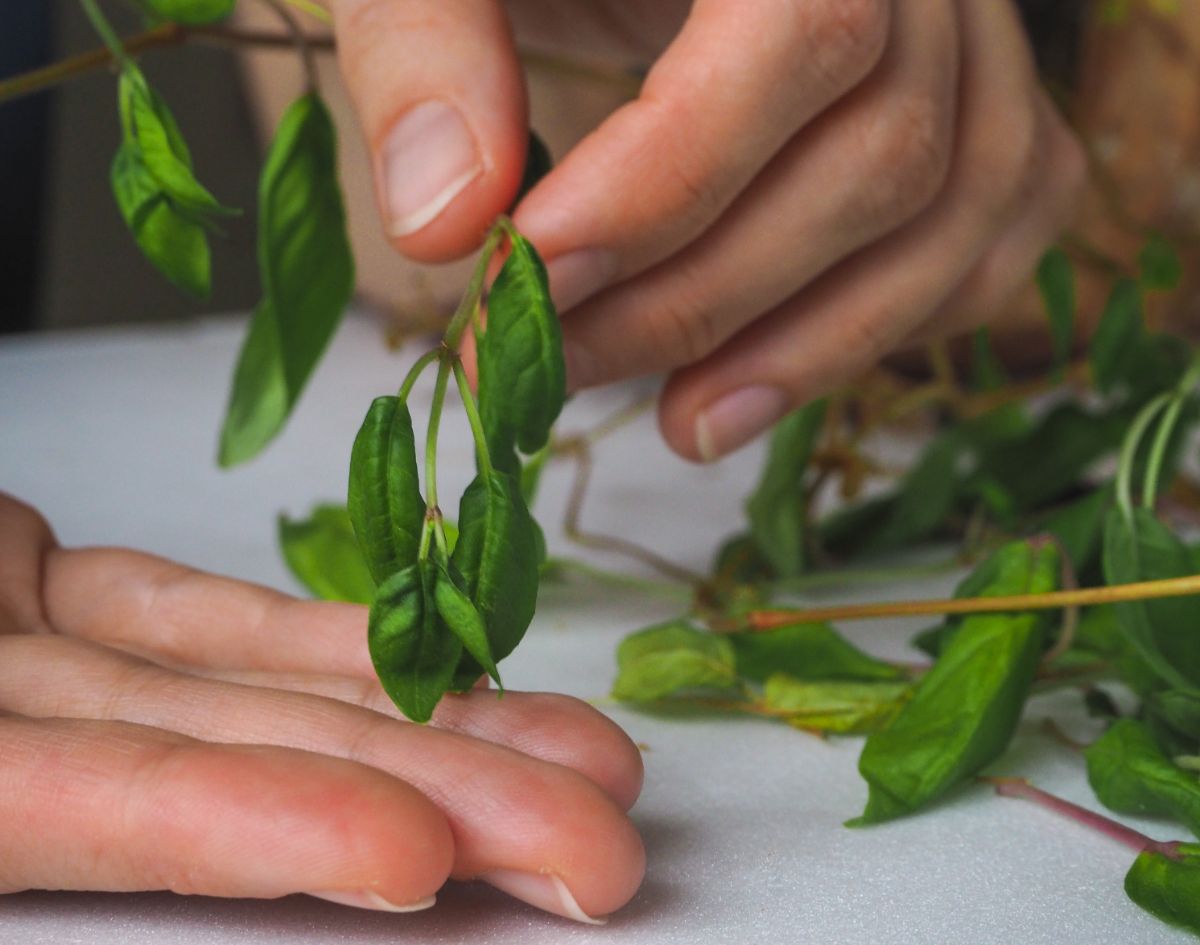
[307,889,437,913]
[481,869,606,925]
[544,249,617,313]
[694,385,789,462]
[381,101,482,238]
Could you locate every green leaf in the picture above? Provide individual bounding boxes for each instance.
[111,143,211,298]
[477,233,565,455]
[763,675,911,735]
[744,401,827,578]
[1034,485,1113,578]
[1125,848,1200,938]
[347,396,426,585]
[451,470,539,664]
[1153,689,1200,742]
[117,65,234,217]
[140,0,236,25]
[1140,233,1183,292]
[218,94,354,466]
[1103,507,1200,689]
[277,503,374,604]
[1091,278,1145,394]
[970,328,1007,392]
[1036,248,1075,374]
[434,563,501,687]
[1087,719,1200,836]
[729,622,903,683]
[368,562,463,722]
[612,619,739,702]
[851,539,1059,825]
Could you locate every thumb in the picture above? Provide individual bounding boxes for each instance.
[328,0,527,262]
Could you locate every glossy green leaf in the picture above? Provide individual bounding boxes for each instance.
[434,563,500,686]
[117,65,233,217]
[1140,233,1183,292]
[451,470,539,664]
[141,0,236,25]
[111,143,210,297]
[347,396,425,585]
[278,503,374,604]
[612,619,739,702]
[763,675,911,735]
[1091,278,1145,394]
[729,622,903,684]
[219,94,354,466]
[368,562,463,723]
[745,401,827,578]
[477,233,565,455]
[1104,507,1200,689]
[1036,247,1075,374]
[851,540,1058,825]
[1087,719,1200,836]
[1125,848,1200,938]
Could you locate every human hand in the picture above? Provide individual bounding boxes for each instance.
[325,0,1085,461]
[0,494,644,922]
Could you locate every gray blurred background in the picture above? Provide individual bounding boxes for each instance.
[1,0,1080,335]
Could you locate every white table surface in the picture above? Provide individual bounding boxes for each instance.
[0,314,1189,944]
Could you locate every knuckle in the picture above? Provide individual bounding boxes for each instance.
[648,269,724,367]
[860,96,953,225]
[970,104,1042,222]
[806,0,891,90]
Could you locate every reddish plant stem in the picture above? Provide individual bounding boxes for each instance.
[981,776,1183,860]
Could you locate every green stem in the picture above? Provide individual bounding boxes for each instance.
[1117,393,1172,521]
[542,556,693,600]
[1143,358,1200,510]
[79,0,131,66]
[424,355,452,514]
[398,348,440,401]
[451,356,493,478]
[442,223,506,351]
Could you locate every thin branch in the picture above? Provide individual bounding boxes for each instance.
[744,574,1200,631]
[258,0,318,92]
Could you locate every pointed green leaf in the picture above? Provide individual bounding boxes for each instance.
[451,470,539,664]
[743,401,827,578]
[434,563,501,687]
[1036,248,1075,375]
[347,396,425,585]
[141,0,237,25]
[278,503,374,604]
[368,562,463,723]
[852,540,1059,825]
[1091,278,1144,394]
[1126,848,1200,938]
[613,619,739,702]
[219,94,354,465]
[477,233,565,455]
[729,622,903,683]
[763,675,911,735]
[1103,507,1200,689]
[1087,719,1200,836]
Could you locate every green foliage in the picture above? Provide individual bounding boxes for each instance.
[477,231,566,457]
[729,621,903,684]
[141,0,237,25]
[219,94,354,466]
[763,676,910,735]
[1125,848,1200,938]
[347,396,425,585]
[111,63,236,297]
[1092,278,1145,395]
[852,540,1059,825]
[1140,234,1184,292]
[368,562,464,724]
[1036,248,1075,375]
[745,401,827,577]
[612,620,740,702]
[277,504,374,604]
[1087,719,1200,837]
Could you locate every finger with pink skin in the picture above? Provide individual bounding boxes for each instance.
[657,0,1050,461]
[0,715,452,908]
[553,0,961,391]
